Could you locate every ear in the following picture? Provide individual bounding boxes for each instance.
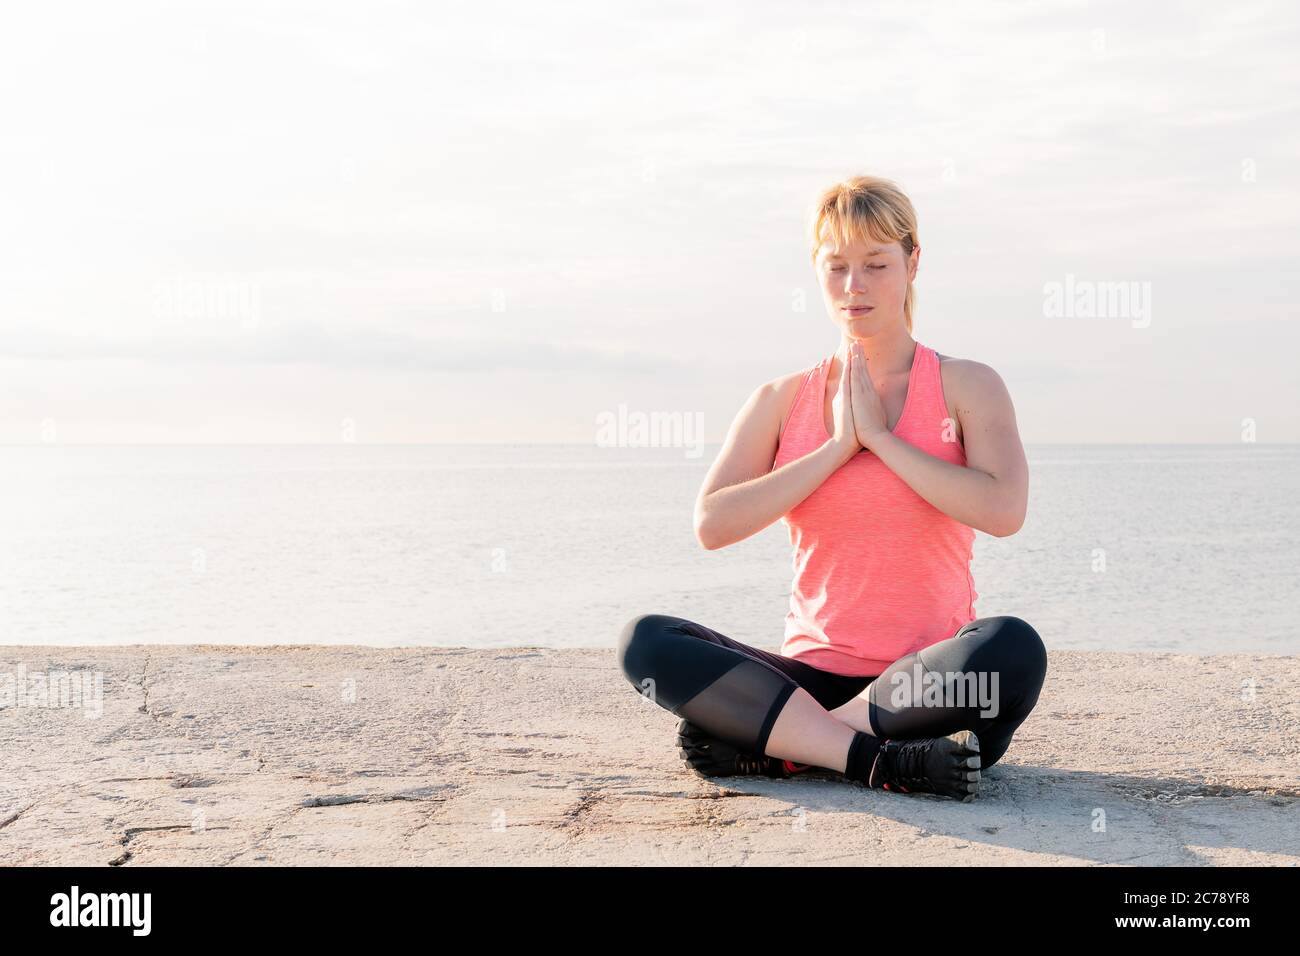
[907,243,920,282]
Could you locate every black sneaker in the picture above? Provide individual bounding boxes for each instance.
[676,718,813,778]
[867,730,982,801]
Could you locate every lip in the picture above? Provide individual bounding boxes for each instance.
[843,305,874,313]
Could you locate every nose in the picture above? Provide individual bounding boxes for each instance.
[845,265,870,294]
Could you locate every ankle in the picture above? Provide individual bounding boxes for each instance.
[843,731,882,785]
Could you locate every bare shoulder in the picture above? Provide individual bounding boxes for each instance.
[933,352,1028,536]
[766,364,819,438]
[934,353,1012,409]
[763,366,809,405]
[934,354,1015,448]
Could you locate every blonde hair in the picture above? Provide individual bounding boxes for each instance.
[808,175,919,333]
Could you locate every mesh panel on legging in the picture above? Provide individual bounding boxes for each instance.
[618,613,815,756]
[674,659,800,756]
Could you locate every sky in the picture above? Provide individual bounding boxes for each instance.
[1,0,1298,444]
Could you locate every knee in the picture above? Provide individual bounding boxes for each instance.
[984,616,1048,688]
[616,613,676,684]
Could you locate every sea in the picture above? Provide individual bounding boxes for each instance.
[1,443,1295,655]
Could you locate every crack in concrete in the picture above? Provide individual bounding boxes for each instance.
[554,790,603,836]
[96,775,220,788]
[136,653,171,723]
[0,802,36,831]
[109,823,230,866]
[220,807,305,867]
[299,785,456,808]
[1110,777,1300,803]
[1133,803,1204,867]
[686,788,754,800]
[403,798,455,837]
[1004,779,1031,834]
[216,785,460,865]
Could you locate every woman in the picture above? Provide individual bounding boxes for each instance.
[617,175,1047,802]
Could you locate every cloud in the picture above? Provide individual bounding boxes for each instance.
[0,323,689,375]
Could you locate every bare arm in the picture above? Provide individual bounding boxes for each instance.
[694,346,862,550]
[856,359,1029,537]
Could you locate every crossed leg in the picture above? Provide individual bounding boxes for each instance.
[617,613,873,772]
[824,616,1048,768]
[617,613,1047,776]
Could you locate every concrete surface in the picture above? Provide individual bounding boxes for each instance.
[1,646,1297,865]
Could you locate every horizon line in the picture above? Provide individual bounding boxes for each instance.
[2,441,1297,448]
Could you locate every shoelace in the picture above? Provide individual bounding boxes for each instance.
[879,738,937,793]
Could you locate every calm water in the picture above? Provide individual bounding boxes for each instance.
[1,444,1296,655]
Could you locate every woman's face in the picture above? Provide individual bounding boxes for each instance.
[815,235,918,337]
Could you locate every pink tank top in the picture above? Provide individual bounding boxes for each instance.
[772,341,978,676]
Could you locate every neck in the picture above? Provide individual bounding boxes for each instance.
[837,324,916,377]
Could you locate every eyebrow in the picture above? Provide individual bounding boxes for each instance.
[825,249,887,260]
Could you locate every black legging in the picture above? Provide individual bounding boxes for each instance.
[617,613,1048,769]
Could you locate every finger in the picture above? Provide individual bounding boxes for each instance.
[838,349,854,420]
